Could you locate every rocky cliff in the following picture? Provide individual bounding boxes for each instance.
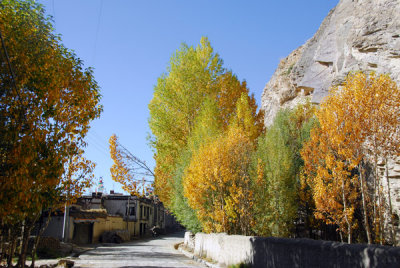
[261,0,400,242]
[261,0,400,126]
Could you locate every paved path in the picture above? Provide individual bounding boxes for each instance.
[72,232,205,268]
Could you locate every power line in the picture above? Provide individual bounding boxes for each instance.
[92,0,103,66]
[87,132,109,152]
[86,136,110,157]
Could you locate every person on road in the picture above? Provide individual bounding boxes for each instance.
[151,225,160,238]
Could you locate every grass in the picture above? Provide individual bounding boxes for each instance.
[286,63,294,75]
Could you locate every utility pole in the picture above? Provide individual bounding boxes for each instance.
[62,204,69,242]
[127,196,130,231]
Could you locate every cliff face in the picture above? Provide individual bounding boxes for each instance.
[261,0,400,126]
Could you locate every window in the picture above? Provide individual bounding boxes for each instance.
[126,206,136,216]
[129,207,135,216]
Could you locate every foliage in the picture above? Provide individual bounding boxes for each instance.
[148,37,223,205]
[170,149,203,233]
[61,149,96,205]
[252,102,315,237]
[231,93,264,143]
[170,98,222,232]
[183,126,254,235]
[148,37,263,235]
[180,95,262,234]
[109,134,153,196]
[301,72,400,244]
[302,125,359,243]
[0,0,101,265]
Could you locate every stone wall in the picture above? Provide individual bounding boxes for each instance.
[184,232,400,267]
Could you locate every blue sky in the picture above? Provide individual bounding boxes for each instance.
[37,0,338,194]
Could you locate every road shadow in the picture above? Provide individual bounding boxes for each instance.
[81,250,185,260]
[157,231,185,240]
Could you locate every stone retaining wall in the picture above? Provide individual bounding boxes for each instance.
[184,232,400,267]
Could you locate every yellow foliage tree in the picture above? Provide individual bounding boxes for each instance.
[302,72,400,244]
[109,134,153,196]
[0,1,102,265]
[302,126,359,243]
[183,127,254,235]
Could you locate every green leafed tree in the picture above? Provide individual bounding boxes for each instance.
[171,98,222,232]
[148,37,224,206]
[252,102,315,237]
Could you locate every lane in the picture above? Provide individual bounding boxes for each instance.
[72,232,205,268]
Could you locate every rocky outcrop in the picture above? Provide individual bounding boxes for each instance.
[261,0,400,126]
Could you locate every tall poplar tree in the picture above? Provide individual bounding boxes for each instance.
[252,102,315,237]
[148,37,223,205]
[148,37,263,213]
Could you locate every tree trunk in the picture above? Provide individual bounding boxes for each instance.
[31,212,51,268]
[0,220,5,265]
[7,230,17,268]
[17,218,34,268]
[373,153,378,242]
[377,172,384,245]
[359,163,372,244]
[341,177,352,243]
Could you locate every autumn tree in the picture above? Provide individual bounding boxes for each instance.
[148,37,223,205]
[181,93,263,234]
[350,73,400,245]
[302,72,400,245]
[109,134,153,196]
[148,36,264,233]
[0,0,102,266]
[215,71,263,131]
[302,126,359,243]
[170,98,222,232]
[30,150,96,267]
[183,127,255,234]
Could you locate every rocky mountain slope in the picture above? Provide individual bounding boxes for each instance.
[261,0,400,126]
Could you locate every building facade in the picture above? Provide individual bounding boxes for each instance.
[41,192,176,244]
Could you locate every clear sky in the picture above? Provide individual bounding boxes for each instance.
[37,0,338,194]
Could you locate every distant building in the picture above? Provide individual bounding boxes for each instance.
[40,191,178,244]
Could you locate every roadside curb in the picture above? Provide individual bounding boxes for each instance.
[178,246,220,268]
